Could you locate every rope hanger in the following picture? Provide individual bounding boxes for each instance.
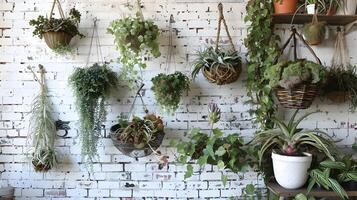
[215,3,235,52]
[49,0,65,19]
[86,18,104,67]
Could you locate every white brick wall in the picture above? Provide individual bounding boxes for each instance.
[0,0,356,199]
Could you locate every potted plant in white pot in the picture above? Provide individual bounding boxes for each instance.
[251,110,339,189]
[306,0,317,14]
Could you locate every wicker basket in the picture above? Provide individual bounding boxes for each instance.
[275,84,318,109]
[202,64,241,85]
[43,31,73,49]
[110,124,165,158]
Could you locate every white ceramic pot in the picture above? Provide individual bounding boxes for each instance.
[272,152,312,189]
[306,4,316,14]
[337,0,357,15]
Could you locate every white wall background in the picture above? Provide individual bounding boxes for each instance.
[0,0,356,199]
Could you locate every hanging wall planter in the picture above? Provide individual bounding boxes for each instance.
[107,0,161,88]
[274,0,298,14]
[303,14,326,45]
[264,28,327,109]
[192,3,242,85]
[29,0,84,54]
[110,84,165,158]
[27,65,57,172]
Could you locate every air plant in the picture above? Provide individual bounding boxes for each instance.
[27,65,57,172]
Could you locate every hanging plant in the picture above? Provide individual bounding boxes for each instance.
[192,4,242,85]
[303,14,326,45]
[151,72,190,114]
[69,63,118,166]
[27,65,57,172]
[107,0,161,87]
[29,0,84,53]
[171,103,254,185]
[245,0,280,129]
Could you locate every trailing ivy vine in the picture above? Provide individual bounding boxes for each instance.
[244,0,280,130]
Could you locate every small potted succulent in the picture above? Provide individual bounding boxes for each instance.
[323,67,357,110]
[264,60,327,109]
[192,47,242,85]
[111,113,165,158]
[151,72,190,114]
[29,8,84,53]
[251,110,338,189]
[171,103,254,185]
[107,0,161,87]
[274,0,299,14]
[27,65,57,172]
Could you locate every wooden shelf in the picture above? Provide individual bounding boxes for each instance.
[273,14,357,25]
[267,182,357,198]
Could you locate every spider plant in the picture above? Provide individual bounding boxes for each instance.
[251,110,338,164]
[191,47,241,79]
[27,65,57,172]
[316,0,344,14]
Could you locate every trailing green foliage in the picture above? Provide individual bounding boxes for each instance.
[251,110,338,163]
[171,104,254,185]
[151,72,190,114]
[107,14,160,87]
[114,114,164,148]
[241,184,264,200]
[323,67,357,111]
[264,60,327,90]
[27,66,57,172]
[29,8,84,39]
[244,0,280,130]
[191,47,241,79]
[69,63,118,167]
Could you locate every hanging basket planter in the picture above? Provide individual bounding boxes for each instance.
[192,3,242,85]
[275,84,318,109]
[110,123,165,158]
[303,14,326,46]
[43,31,73,50]
[265,28,327,109]
[202,63,241,85]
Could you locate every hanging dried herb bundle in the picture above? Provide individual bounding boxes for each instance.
[27,65,57,172]
[69,63,118,166]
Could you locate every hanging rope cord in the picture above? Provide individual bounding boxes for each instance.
[331,28,350,70]
[86,19,104,67]
[49,0,65,19]
[164,14,175,74]
[215,3,235,52]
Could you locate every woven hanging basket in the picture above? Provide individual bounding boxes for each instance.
[274,28,322,109]
[202,63,241,85]
[110,124,165,158]
[43,31,73,49]
[276,84,318,109]
[202,3,241,85]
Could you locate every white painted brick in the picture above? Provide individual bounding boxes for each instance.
[110,189,132,198]
[66,189,87,197]
[88,189,109,197]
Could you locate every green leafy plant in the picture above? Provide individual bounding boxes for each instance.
[314,0,344,14]
[251,110,338,163]
[264,60,327,90]
[294,193,316,200]
[69,63,118,167]
[241,184,264,200]
[29,8,84,53]
[323,67,357,111]
[191,47,242,79]
[114,114,164,148]
[107,11,161,87]
[245,0,280,130]
[151,72,190,114]
[307,157,355,199]
[27,65,57,172]
[171,103,254,185]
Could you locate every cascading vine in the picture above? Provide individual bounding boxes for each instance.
[244,0,280,130]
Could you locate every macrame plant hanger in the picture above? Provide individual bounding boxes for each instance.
[331,27,351,70]
[86,18,104,67]
[215,3,235,53]
[49,0,65,20]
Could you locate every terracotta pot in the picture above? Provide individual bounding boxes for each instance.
[326,5,337,16]
[274,0,298,14]
[43,31,73,50]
